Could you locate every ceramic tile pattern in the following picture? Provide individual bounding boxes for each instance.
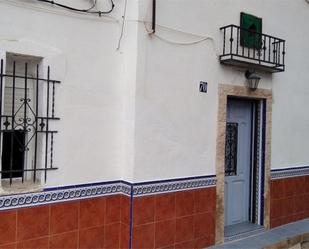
[270,175,309,228]
[0,172,308,249]
[131,187,216,249]
[0,195,126,249]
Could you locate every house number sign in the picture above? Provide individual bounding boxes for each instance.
[199,81,208,93]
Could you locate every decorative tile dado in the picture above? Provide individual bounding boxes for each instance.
[271,166,309,179]
[0,181,129,211]
[133,175,216,197]
[0,175,216,210]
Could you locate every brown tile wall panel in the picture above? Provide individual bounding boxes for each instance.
[270,176,309,228]
[50,201,79,235]
[0,187,217,249]
[0,210,17,245]
[17,205,49,241]
[132,187,216,249]
[17,236,50,249]
[120,223,130,249]
[79,226,105,249]
[0,194,127,249]
[121,196,131,226]
[79,197,106,229]
[50,232,78,249]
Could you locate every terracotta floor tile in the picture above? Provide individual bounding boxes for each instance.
[133,196,155,226]
[79,226,104,249]
[50,231,78,249]
[79,197,106,229]
[175,191,194,217]
[0,210,17,245]
[155,220,175,249]
[17,206,49,241]
[155,194,175,221]
[132,224,155,249]
[17,237,49,249]
[106,195,121,224]
[50,201,79,234]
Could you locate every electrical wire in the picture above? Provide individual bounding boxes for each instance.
[1,0,117,21]
[116,0,128,50]
[144,21,214,45]
[37,0,114,16]
[142,20,220,57]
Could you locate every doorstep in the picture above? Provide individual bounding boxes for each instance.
[209,219,309,249]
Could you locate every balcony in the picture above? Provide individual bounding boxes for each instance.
[219,25,285,73]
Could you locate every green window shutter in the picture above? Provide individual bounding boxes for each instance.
[240,12,262,49]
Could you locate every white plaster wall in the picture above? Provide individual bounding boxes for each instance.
[0,0,308,187]
[0,0,139,187]
[132,0,309,181]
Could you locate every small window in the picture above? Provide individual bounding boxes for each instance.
[0,53,60,184]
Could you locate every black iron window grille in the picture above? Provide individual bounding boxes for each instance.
[220,25,285,72]
[225,122,238,176]
[0,59,60,184]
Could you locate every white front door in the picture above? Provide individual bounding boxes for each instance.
[224,98,252,226]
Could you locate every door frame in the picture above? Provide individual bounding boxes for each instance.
[215,84,272,244]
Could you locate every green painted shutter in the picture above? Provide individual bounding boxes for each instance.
[240,12,262,49]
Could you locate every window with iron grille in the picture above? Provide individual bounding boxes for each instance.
[0,54,60,184]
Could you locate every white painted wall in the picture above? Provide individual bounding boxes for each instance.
[0,0,308,187]
[0,0,139,187]
[132,0,309,181]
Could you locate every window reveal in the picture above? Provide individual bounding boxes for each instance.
[0,56,60,184]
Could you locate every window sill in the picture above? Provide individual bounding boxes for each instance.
[0,179,44,195]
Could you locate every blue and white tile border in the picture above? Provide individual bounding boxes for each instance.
[271,166,309,180]
[0,175,216,211]
[0,180,124,211]
[2,165,309,211]
[133,175,216,197]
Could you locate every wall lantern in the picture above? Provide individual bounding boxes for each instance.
[245,70,261,91]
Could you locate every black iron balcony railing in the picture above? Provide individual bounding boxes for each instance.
[220,25,285,72]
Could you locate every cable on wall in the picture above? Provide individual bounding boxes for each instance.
[144,21,215,44]
[141,20,220,57]
[36,0,115,16]
[116,0,128,50]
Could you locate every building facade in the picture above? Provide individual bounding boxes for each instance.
[0,0,308,248]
